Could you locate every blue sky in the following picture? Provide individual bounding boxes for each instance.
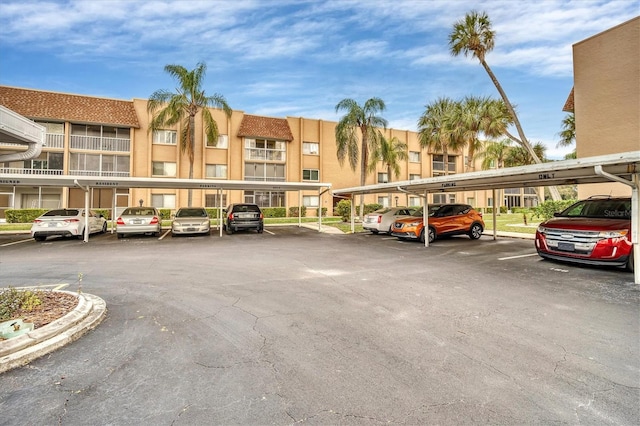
[0,0,637,159]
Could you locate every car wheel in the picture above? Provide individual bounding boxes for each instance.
[468,223,483,240]
[117,233,124,239]
[428,227,436,244]
[226,225,234,235]
[257,227,263,234]
[626,250,634,272]
[77,229,86,240]
[101,222,107,234]
[34,235,46,242]
[419,229,425,243]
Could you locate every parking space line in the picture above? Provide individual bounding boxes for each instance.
[264,229,275,235]
[499,253,539,260]
[1,238,33,247]
[159,229,171,240]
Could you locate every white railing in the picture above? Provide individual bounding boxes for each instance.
[69,170,130,177]
[46,133,64,148]
[0,167,63,175]
[245,149,285,161]
[70,135,130,152]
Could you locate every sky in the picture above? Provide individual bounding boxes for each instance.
[0,1,638,160]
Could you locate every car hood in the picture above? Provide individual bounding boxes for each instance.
[541,217,630,231]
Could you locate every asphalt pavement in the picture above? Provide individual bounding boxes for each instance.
[0,227,637,425]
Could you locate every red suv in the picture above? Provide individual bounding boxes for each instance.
[535,196,633,271]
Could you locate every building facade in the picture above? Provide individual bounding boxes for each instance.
[570,16,639,198]
[0,85,539,218]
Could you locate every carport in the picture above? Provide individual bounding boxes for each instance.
[333,151,640,283]
[0,174,331,239]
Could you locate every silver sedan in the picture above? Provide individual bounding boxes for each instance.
[171,207,211,236]
[362,207,417,234]
[116,207,162,238]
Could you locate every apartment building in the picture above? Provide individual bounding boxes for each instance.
[2,85,533,217]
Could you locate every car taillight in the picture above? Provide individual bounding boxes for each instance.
[260,213,264,219]
[228,213,234,220]
[150,216,159,224]
[116,217,125,225]
[64,219,80,223]
[377,216,382,223]
[33,219,42,223]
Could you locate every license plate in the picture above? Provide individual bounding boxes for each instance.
[558,242,575,252]
[187,228,195,232]
[132,219,142,224]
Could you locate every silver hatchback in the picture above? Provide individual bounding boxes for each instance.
[116,207,162,238]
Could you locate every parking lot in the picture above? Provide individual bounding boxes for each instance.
[1,227,638,424]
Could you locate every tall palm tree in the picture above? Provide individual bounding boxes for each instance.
[478,138,512,170]
[557,113,577,159]
[335,97,388,218]
[505,141,547,167]
[148,62,232,207]
[368,135,408,205]
[449,11,561,200]
[418,97,463,177]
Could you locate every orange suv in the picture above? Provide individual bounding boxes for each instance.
[390,204,485,243]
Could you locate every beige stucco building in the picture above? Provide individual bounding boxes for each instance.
[569,16,639,198]
[1,86,531,217]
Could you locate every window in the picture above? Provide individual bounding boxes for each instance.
[70,124,130,151]
[151,194,175,209]
[153,130,177,145]
[377,196,390,207]
[409,174,421,181]
[37,121,64,149]
[152,162,176,177]
[409,197,420,207]
[205,194,227,208]
[206,134,228,148]
[245,163,285,181]
[69,153,129,176]
[303,142,319,155]
[245,138,286,161]
[377,172,388,183]
[303,195,319,207]
[409,151,420,163]
[244,191,285,207]
[303,169,319,181]
[433,194,456,204]
[206,164,227,179]
[22,152,63,174]
[432,155,456,173]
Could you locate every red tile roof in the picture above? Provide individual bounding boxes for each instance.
[0,86,140,128]
[237,114,294,141]
[563,87,574,112]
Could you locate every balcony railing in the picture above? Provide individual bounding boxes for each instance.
[68,170,130,177]
[45,133,64,149]
[244,176,286,182]
[0,167,63,175]
[70,135,130,152]
[245,149,285,162]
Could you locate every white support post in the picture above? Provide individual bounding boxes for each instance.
[423,190,429,247]
[492,189,497,241]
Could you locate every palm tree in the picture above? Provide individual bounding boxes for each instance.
[557,113,577,159]
[449,11,561,200]
[418,97,463,177]
[454,96,513,170]
[368,135,408,205]
[148,62,232,207]
[505,141,547,167]
[478,138,512,170]
[335,97,388,218]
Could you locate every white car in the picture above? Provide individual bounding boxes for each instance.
[171,207,211,236]
[31,208,107,241]
[362,207,417,234]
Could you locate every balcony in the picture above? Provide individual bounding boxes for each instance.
[68,170,130,177]
[70,135,130,152]
[45,133,64,149]
[245,148,285,162]
[0,167,63,175]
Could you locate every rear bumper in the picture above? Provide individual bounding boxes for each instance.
[228,220,263,230]
[32,230,77,238]
[116,225,161,234]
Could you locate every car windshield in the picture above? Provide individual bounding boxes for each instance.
[561,199,631,219]
[43,209,79,217]
[176,209,207,218]
[123,208,156,216]
[232,205,260,213]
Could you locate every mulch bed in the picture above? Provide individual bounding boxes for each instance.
[9,291,79,329]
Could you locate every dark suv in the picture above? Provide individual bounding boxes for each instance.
[224,203,264,234]
[535,196,633,271]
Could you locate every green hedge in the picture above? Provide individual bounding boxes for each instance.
[261,207,286,218]
[288,206,307,217]
[4,209,47,223]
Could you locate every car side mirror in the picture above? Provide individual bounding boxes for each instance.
[553,212,561,217]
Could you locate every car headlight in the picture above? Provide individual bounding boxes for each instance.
[201,220,209,226]
[408,220,422,226]
[598,229,628,239]
[537,225,547,233]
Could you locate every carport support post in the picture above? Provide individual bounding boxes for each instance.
[350,195,355,234]
[317,188,322,231]
[633,173,639,284]
[423,191,429,247]
[218,188,223,237]
[298,190,302,228]
[492,189,497,241]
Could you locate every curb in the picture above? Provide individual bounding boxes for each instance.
[0,291,107,374]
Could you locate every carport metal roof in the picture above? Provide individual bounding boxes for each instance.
[332,151,640,284]
[0,174,332,241]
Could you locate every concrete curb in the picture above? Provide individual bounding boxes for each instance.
[0,291,107,374]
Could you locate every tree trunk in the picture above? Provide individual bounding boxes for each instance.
[187,115,196,207]
[359,128,368,219]
[480,59,561,201]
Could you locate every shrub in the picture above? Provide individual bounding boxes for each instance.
[261,207,286,218]
[316,207,328,217]
[205,208,224,218]
[4,209,47,224]
[0,287,42,322]
[158,209,172,220]
[94,209,111,220]
[335,200,352,221]
[288,206,307,217]
[364,204,383,215]
[532,199,577,221]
